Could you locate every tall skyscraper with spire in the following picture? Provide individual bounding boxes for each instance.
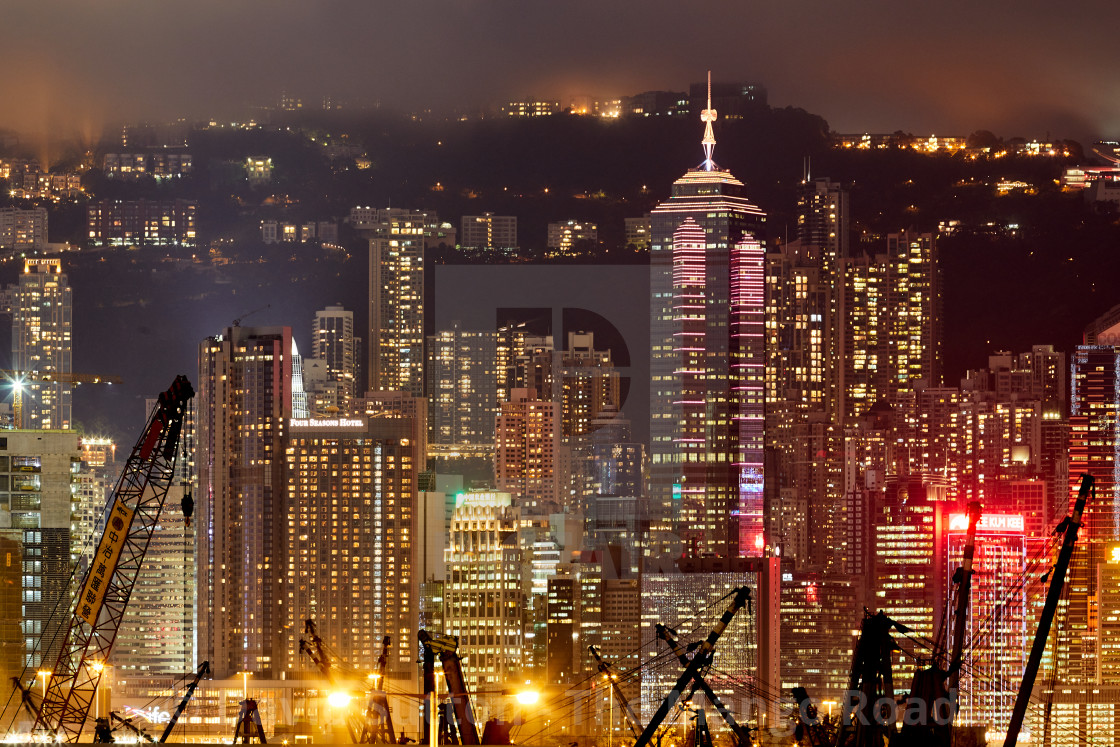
[649,73,767,558]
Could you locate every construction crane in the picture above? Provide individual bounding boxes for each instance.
[833,610,907,747]
[634,587,752,747]
[655,623,752,746]
[419,630,481,746]
[299,620,396,744]
[357,636,396,743]
[30,375,194,742]
[159,661,211,743]
[0,369,122,428]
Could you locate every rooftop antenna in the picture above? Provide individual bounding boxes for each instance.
[701,70,717,171]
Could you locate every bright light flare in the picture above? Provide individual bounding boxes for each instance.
[515,690,540,705]
[328,691,352,708]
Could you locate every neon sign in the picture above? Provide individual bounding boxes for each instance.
[947,513,1024,534]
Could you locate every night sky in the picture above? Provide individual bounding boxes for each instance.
[2,1,1119,141]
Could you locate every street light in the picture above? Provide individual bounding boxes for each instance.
[90,662,107,718]
[327,692,352,709]
[237,671,251,701]
[36,670,51,700]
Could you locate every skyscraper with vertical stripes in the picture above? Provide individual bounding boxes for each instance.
[648,82,766,559]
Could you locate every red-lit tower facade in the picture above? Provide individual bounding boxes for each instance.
[945,512,1028,733]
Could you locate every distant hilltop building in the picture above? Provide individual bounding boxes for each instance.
[460,213,517,254]
[260,220,338,245]
[501,99,560,117]
[103,151,192,179]
[546,219,598,256]
[87,199,197,247]
[0,207,47,250]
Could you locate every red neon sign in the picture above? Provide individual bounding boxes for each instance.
[947,513,1025,533]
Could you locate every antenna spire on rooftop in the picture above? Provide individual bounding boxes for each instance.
[700,70,718,170]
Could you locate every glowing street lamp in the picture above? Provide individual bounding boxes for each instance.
[36,669,51,700]
[237,671,252,701]
[328,691,352,709]
[514,690,540,706]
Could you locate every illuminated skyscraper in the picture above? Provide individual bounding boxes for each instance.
[197,325,294,679]
[283,416,419,691]
[649,82,766,558]
[495,388,563,516]
[0,431,81,670]
[944,511,1027,733]
[114,399,193,674]
[366,209,427,397]
[9,258,72,429]
[426,321,499,447]
[310,305,359,412]
[444,491,522,694]
[842,231,941,422]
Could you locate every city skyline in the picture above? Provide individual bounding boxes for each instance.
[4,37,1120,742]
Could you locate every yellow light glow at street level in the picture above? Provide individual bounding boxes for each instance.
[328,692,353,708]
[515,690,540,705]
[90,661,105,673]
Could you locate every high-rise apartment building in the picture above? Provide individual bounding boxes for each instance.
[460,213,518,253]
[364,208,428,397]
[842,231,941,422]
[648,119,766,557]
[426,321,499,447]
[495,389,564,516]
[283,416,419,689]
[8,258,72,429]
[309,305,359,413]
[0,431,81,671]
[197,325,295,679]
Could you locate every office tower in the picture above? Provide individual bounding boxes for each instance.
[0,431,81,670]
[545,571,577,686]
[427,321,499,447]
[197,325,295,679]
[365,208,427,397]
[546,219,598,256]
[944,511,1027,732]
[444,491,522,694]
[648,95,766,558]
[639,566,781,731]
[495,388,563,515]
[870,476,949,649]
[114,399,194,674]
[283,415,419,689]
[779,573,858,702]
[310,305,359,412]
[460,213,518,254]
[9,258,72,429]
